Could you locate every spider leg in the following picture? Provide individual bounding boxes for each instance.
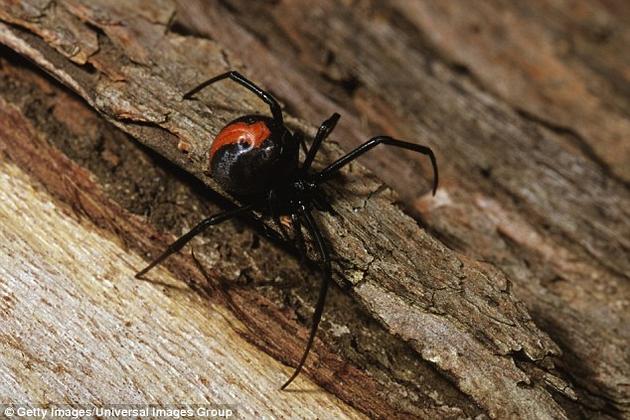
[250,215,285,244]
[135,204,255,278]
[296,131,309,155]
[291,213,308,263]
[315,136,439,195]
[281,207,331,390]
[266,189,290,242]
[183,71,283,123]
[302,113,340,171]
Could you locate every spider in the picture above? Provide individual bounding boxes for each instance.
[135,71,438,390]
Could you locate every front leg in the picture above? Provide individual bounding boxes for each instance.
[136,204,255,277]
[302,113,341,171]
[315,135,439,195]
[184,71,284,123]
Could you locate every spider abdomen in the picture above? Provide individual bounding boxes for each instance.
[209,115,297,196]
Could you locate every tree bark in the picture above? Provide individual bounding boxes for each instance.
[0,1,627,419]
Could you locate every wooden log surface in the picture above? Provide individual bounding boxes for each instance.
[0,0,628,419]
[0,151,361,419]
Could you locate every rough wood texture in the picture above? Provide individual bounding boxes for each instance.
[0,61,416,419]
[0,1,628,419]
[0,153,361,419]
[176,2,630,417]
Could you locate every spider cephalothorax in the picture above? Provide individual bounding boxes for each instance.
[136,71,438,389]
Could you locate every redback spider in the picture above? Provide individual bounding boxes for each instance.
[135,71,438,389]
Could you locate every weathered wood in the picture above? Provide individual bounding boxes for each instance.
[1,0,628,418]
[177,1,630,418]
[394,0,630,183]
[0,53,481,418]
[0,102,363,418]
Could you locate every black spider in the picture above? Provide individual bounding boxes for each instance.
[135,71,438,389]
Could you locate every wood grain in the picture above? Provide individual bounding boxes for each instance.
[176,2,630,417]
[0,158,362,418]
[0,0,628,418]
[0,61,479,418]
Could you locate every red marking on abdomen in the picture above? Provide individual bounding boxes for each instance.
[210,121,271,159]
